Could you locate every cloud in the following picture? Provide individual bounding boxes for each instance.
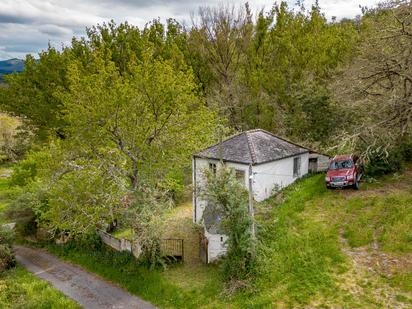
[0,0,380,60]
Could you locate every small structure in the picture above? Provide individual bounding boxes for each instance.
[192,129,310,263]
[309,151,330,172]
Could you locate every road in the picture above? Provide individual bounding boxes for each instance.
[15,245,157,309]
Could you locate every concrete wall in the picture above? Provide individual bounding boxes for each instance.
[205,229,228,262]
[252,152,309,201]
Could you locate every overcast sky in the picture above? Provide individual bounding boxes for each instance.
[0,0,381,60]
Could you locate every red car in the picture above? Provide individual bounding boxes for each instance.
[325,154,363,189]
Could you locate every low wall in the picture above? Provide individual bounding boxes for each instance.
[97,230,141,259]
[97,230,183,261]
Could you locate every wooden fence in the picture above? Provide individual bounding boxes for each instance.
[161,238,184,261]
[97,230,183,261]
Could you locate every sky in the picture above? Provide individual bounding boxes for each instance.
[0,0,381,60]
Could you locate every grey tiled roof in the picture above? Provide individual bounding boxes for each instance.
[195,129,308,165]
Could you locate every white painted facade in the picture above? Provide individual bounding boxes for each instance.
[193,152,309,262]
[252,152,309,201]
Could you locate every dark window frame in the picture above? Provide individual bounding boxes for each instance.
[293,157,301,177]
[209,162,217,175]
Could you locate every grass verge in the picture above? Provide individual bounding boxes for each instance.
[0,265,81,308]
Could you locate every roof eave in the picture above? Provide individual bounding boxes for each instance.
[253,150,310,166]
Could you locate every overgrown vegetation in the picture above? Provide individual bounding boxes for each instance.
[201,166,254,289]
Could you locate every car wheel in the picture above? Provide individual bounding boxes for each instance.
[353,180,359,190]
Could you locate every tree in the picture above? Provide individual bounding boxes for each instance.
[62,51,218,191]
[332,0,412,163]
[0,50,70,139]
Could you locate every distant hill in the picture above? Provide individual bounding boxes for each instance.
[0,58,24,82]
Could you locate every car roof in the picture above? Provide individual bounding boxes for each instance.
[332,154,352,161]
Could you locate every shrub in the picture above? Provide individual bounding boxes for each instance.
[0,226,16,272]
[0,226,14,246]
[364,140,412,176]
[0,244,16,272]
[5,192,39,237]
[201,165,255,288]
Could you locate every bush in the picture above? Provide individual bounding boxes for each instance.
[0,244,16,272]
[0,226,15,246]
[202,166,255,288]
[364,140,412,176]
[5,192,39,237]
[0,226,16,272]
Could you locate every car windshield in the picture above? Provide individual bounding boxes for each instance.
[329,160,353,170]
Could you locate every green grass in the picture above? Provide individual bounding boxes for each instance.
[45,241,227,309]
[252,175,346,306]
[343,194,412,253]
[0,265,81,309]
[112,227,134,240]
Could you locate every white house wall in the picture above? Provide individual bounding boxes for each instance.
[252,153,309,202]
[193,157,250,224]
[205,230,228,262]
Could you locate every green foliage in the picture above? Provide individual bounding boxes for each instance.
[0,226,15,272]
[333,1,412,166]
[0,265,81,308]
[125,188,172,268]
[202,166,255,285]
[364,141,412,176]
[9,151,46,187]
[0,51,69,139]
[0,114,27,163]
[44,166,127,236]
[0,244,15,272]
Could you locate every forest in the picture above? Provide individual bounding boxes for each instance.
[0,0,411,297]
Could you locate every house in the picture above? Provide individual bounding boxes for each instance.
[192,129,311,263]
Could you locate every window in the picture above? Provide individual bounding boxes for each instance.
[329,160,353,170]
[209,162,217,175]
[235,169,245,183]
[293,157,301,177]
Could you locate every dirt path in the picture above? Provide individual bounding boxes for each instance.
[15,245,157,309]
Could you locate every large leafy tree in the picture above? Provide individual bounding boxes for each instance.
[62,51,218,190]
[332,0,412,160]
